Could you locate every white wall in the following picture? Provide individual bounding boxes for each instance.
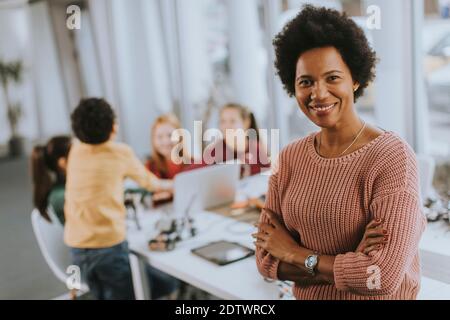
[364,0,428,149]
[29,1,70,138]
[227,0,269,126]
[141,0,172,115]
[73,11,103,98]
[48,2,83,114]
[175,0,213,123]
[110,0,173,158]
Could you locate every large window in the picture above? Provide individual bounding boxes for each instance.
[423,0,450,205]
[201,0,271,131]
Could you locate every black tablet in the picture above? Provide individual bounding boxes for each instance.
[191,240,255,266]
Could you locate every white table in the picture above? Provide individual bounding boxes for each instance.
[419,220,450,284]
[418,276,450,300]
[127,209,279,300]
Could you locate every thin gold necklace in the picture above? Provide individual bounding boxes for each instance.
[318,120,366,157]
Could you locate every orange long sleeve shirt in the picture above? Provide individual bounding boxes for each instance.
[64,141,158,248]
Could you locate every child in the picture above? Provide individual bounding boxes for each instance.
[64,98,173,300]
[31,136,71,224]
[146,113,205,205]
[205,103,270,178]
[146,113,192,179]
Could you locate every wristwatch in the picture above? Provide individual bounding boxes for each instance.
[304,252,320,276]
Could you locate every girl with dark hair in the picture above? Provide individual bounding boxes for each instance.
[31,136,72,224]
[205,103,270,178]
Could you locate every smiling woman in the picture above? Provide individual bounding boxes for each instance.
[254,5,427,300]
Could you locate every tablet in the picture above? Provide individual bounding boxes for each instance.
[191,240,255,266]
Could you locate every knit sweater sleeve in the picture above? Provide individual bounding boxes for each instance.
[255,158,283,280]
[333,141,427,296]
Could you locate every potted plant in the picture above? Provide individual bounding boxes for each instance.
[0,59,24,157]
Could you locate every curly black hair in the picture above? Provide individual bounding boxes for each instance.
[71,98,116,144]
[273,5,377,101]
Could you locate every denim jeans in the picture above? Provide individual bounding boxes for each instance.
[70,241,179,300]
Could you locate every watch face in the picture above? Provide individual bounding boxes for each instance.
[306,255,317,268]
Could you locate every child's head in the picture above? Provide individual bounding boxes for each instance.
[219,103,259,143]
[151,113,181,160]
[31,136,71,220]
[71,98,116,144]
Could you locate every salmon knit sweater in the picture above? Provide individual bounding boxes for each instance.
[256,131,427,300]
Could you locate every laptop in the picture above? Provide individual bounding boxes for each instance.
[173,162,241,216]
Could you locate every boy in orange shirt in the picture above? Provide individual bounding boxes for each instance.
[65,98,173,299]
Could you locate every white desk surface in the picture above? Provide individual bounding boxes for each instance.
[418,277,450,300]
[127,209,279,300]
[420,220,450,256]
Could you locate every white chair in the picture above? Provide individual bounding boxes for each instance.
[31,209,89,298]
[47,205,63,227]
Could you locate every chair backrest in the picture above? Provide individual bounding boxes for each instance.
[47,205,63,227]
[31,209,72,285]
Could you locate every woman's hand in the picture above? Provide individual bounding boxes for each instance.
[252,209,299,264]
[355,218,388,255]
